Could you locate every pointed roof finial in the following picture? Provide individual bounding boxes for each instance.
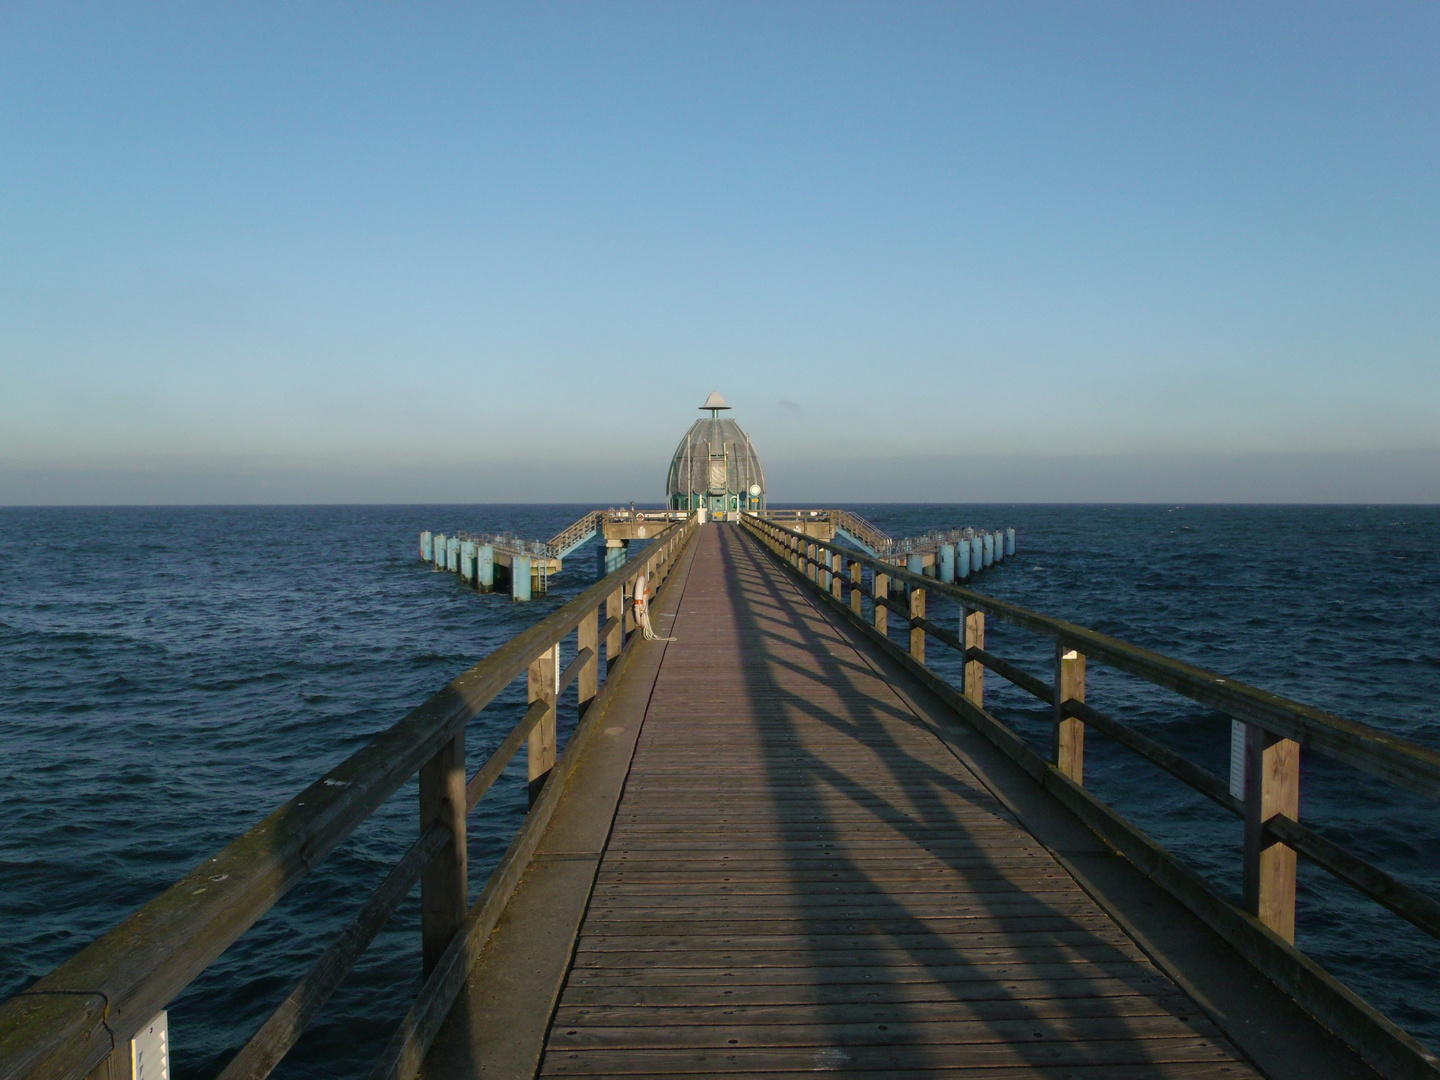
[700,390,731,418]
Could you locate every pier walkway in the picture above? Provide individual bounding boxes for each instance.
[419,526,1351,1079]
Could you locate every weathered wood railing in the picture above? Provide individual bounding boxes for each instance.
[0,515,698,1080]
[743,513,1440,1080]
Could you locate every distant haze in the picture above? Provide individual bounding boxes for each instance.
[1,5,1436,505]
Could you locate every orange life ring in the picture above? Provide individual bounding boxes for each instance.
[636,512,645,521]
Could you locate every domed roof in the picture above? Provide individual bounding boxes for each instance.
[666,397,766,509]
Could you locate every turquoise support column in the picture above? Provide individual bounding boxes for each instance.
[939,543,955,583]
[477,545,494,590]
[906,554,923,588]
[460,540,476,585]
[446,537,460,573]
[420,531,433,562]
[512,555,532,601]
[970,535,983,573]
[982,533,994,567]
[433,534,447,570]
[604,541,629,575]
[1006,528,1016,557]
[957,539,971,580]
[992,531,1004,564]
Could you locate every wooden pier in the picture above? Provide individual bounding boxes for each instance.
[429,526,1268,1078]
[3,517,1438,1080]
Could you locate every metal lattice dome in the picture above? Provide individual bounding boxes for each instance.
[666,393,766,513]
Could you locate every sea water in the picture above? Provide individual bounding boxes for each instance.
[1,504,1436,1076]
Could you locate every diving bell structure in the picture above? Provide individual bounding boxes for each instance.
[666,391,767,515]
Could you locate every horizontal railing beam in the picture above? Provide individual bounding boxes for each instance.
[1063,698,1241,816]
[920,627,1440,950]
[967,645,1053,705]
[216,822,452,1080]
[1267,814,1440,945]
[556,647,595,700]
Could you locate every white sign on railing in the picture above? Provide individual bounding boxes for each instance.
[132,1011,169,1080]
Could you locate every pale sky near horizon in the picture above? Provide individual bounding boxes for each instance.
[2,3,1437,504]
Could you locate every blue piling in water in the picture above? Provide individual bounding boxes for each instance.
[460,540,476,584]
[971,536,983,573]
[605,542,629,576]
[1006,528,1016,557]
[433,534,447,570]
[957,539,971,580]
[939,543,955,583]
[477,545,494,590]
[446,537,460,573]
[907,554,923,589]
[992,531,1004,564]
[982,533,994,567]
[420,531,433,562]
[512,555,532,601]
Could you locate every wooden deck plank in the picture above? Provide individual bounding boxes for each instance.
[537,525,1263,1079]
[573,929,1138,951]
[561,961,1204,988]
[540,1038,1246,1075]
[546,1013,1230,1050]
[555,975,1190,1010]
[552,995,1204,1027]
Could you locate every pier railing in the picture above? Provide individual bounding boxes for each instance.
[0,515,698,1080]
[743,514,1440,1080]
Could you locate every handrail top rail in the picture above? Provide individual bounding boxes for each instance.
[744,514,1440,799]
[0,517,695,1076]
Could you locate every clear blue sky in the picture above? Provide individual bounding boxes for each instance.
[2,3,1436,503]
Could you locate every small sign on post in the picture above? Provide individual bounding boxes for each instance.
[133,1011,169,1080]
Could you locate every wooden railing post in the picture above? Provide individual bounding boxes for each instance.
[419,728,466,976]
[849,560,861,612]
[1054,646,1086,783]
[578,610,598,718]
[963,608,984,708]
[1244,726,1300,941]
[873,572,889,634]
[527,644,558,804]
[909,586,926,664]
[831,552,843,599]
[806,543,817,582]
[624,574,637,636]
[605,586,623,669]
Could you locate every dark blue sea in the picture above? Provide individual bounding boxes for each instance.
[2,504,1437,1076]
